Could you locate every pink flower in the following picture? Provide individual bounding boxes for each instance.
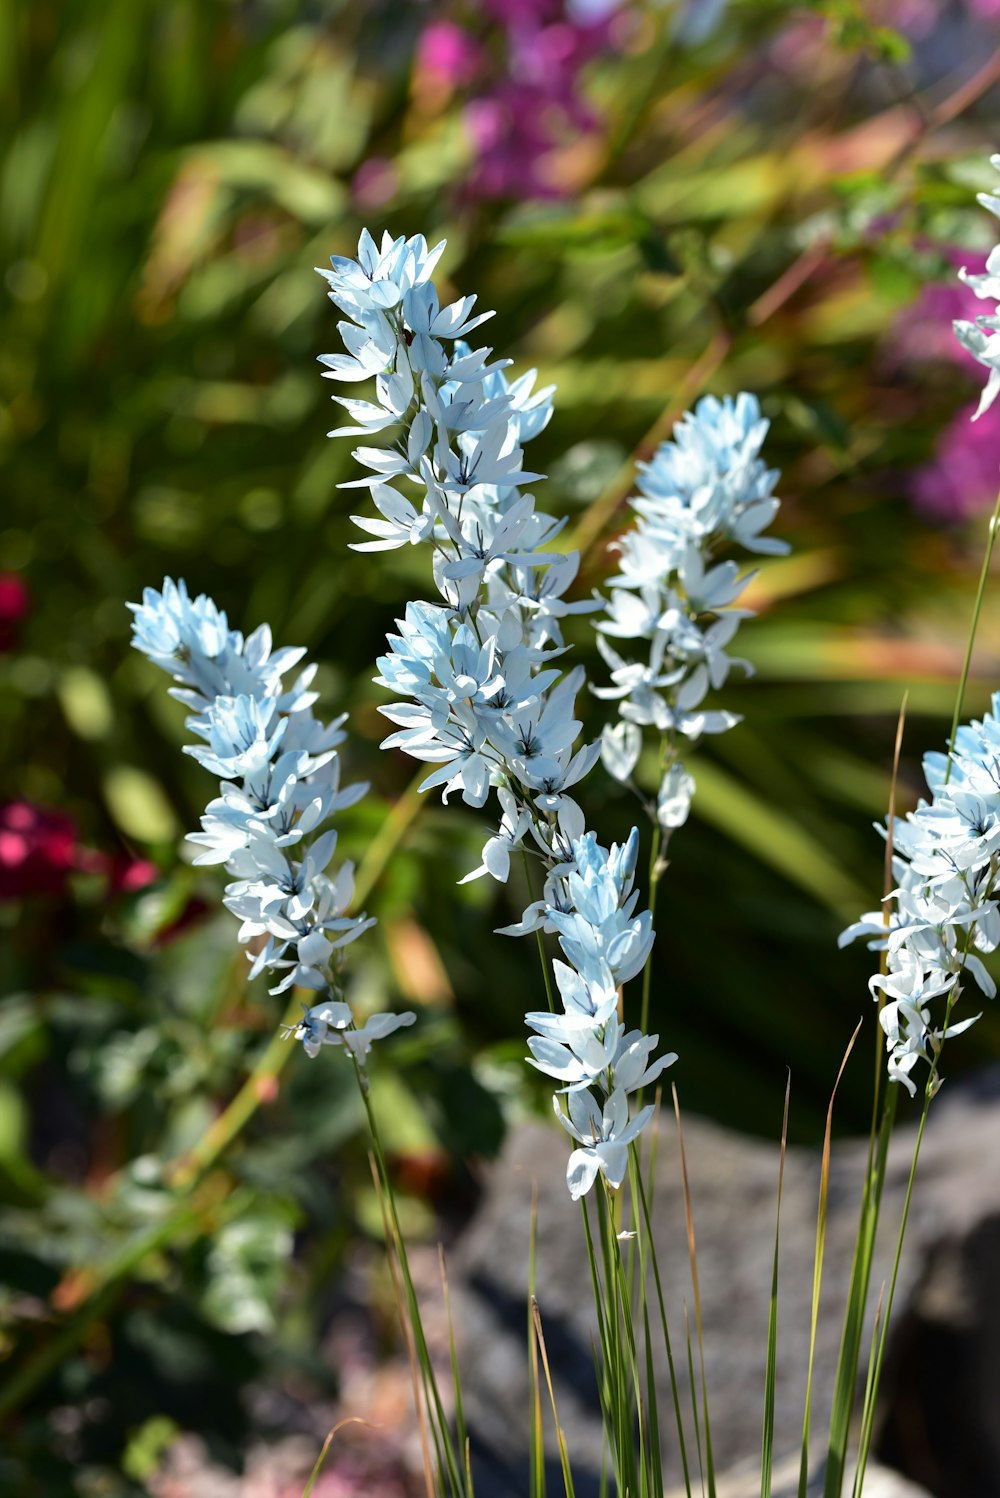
[911,401,1000,522]
[416,21,482,87]
[0,573,29,652]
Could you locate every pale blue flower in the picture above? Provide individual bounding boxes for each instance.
[128,578,410,1070]
[954,157,1000,418]
[318,233,672,1190]
[555,1088,656,1201]
[843,698,1000,1094]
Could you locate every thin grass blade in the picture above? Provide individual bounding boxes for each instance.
[798,1020,862,1498]
[300,1418,373,1498]
[673,1086,716,1498]
[761,1075,791,1498]
[532,1297,577,1498]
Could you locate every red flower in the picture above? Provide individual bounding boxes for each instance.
[0,574,30,653]
[0,801,79,899]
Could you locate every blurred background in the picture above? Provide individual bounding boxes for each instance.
[4,0,1000,1492]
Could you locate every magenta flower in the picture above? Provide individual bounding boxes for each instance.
[416,20,483,87]
[911,400,1000,522]
[415,0,625,202]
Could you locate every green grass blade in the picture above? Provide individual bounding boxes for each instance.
[822,1085,897,1498]
[368,1155,442,1498]
[634,1152,694,1497]
[683,1304,706,1498]
[529,1180,546,1498]
[945,487,1000,782]
[673,1086,716,1498]
[361,1079,464,1498]
[798,1021,862,1498]
[439,1245,470,1491]
[851,1285,886,1498]
[761,1076,791,1498]
[644,1297,664,1498]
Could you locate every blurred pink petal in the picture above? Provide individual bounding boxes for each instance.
[351,157,399,212]
[911,401,1000,521]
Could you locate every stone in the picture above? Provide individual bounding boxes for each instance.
[450,1067,1000,1497]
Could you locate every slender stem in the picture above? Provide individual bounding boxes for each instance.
[639,820,663,1044]
[355,1061,465,1498]
[522,850,557,1013]
[945,487,1000,783]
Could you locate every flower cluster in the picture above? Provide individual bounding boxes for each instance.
[954,154,1000,420]
[840,702,1000,1094]
[318,229,674,1196]
[595,393,788,835]
[129,578,414,1066]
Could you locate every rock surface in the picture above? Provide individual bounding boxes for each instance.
[451,1067,1000,1498]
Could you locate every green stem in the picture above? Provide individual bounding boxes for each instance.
[356,1061,465,1498]
[639,819,663,1045]
[945,486,1000,784]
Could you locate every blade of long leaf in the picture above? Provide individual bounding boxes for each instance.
[369,1155,439,1498]
[643,1297,664,1498]
[439,1245,470,1489]
[365,1099,464,1498]
[761,1075,791,1498]
[529,1177,546,1498]
[683,1303,705,1498]
[822,1085,898,1498]
[824,692,908,1498]
[691,758,869,919]
[633,1153,694,1497]
[798,1020,863,1498]
[850,1285,886,1498]
[673,1086,716,1498]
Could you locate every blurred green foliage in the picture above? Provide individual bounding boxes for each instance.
[3,0,1000,1490]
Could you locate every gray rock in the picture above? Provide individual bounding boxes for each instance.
[451,1068,1000,1497]
[665,1451,932,1498]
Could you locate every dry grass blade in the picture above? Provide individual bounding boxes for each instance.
[532,1296,577,1498]
[300,1417,379,1498]
[567,330,730,564]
